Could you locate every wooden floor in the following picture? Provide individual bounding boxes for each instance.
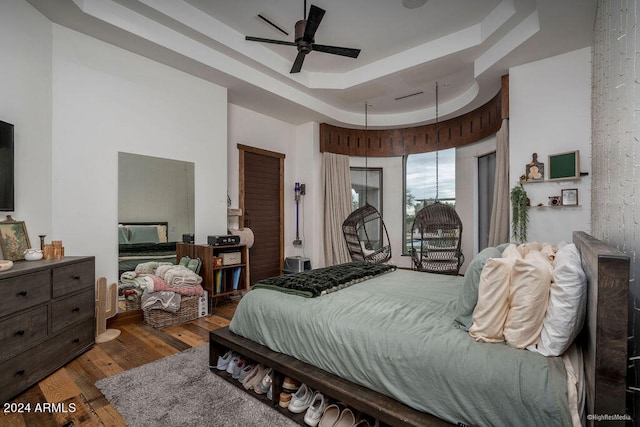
[0,301,238,427]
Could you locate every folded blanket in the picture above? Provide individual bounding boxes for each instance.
[164,265,203,289]
[141,291,181,313]
[155,264,175,280]
[252,261,397,297]
[153,280,204,296]
[135,261,173,275]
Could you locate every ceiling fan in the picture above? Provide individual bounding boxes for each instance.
[245,1,361,74]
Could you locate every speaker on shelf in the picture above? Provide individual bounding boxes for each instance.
[182,233,194,243]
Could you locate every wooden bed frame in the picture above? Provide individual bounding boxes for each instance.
[209,231,629,426]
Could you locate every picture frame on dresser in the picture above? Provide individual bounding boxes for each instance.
[0,217,30,261]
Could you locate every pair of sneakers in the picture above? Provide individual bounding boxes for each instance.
[288,383,315,414]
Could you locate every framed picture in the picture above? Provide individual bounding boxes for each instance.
[0,218,31,261]
[549,150,580,181]
[561,188,579,206]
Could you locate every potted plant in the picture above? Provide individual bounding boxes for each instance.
[510,183,529,243]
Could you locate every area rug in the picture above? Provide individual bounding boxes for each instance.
[95,344,299,427]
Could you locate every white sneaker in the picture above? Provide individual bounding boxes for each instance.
[289,383,314,414]
[215,350,234,370]
[303,392,327,426]
[238,363,258,383]
[226,354,242,374]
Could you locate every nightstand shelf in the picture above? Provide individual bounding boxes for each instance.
[176,243,250,299]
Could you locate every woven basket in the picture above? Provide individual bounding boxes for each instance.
[125,294,141,311]
[143,295,199,328]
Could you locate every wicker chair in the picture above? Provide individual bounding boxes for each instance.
[342,203,392,264]
[410,202,464,275]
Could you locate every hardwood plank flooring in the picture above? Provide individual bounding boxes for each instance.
[0,301,237,427]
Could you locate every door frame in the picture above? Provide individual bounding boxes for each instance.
[237,144,285,274]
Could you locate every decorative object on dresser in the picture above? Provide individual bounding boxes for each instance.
[0,215,30,261]
[95,277,121,343]
[0,256,95,403]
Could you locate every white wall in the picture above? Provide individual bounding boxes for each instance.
[50,25,227,283]
[509,48,592,244]
[0,1,52,241]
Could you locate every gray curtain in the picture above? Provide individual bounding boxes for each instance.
[488,119,510,246]
[322,152,352,266]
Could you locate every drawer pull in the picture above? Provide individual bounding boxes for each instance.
[72,338,80,344]
[17,291,28,297]
[15,330,25,336]
[72,275,81,280]
[72,307,80,312]
[15,370,25,376]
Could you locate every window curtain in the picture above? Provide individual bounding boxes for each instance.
[322,152,352,266]
[488,119,510,246]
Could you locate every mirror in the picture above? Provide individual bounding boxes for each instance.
[117,152,195,312]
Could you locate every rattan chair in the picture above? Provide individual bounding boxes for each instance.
[410,202,464,275]
[342,203,392,264]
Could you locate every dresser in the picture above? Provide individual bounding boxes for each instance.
[0,257,95,403]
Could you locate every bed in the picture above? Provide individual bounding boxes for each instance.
[209,232,629,426]
[118,221,177,277]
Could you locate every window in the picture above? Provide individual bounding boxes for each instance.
[350,167,383,248]
[404,148,456,254]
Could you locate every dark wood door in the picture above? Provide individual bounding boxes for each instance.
[239,145,284,285]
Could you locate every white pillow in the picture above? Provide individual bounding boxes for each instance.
[532,243,587,356]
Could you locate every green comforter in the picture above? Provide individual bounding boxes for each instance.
[229,269,571,427]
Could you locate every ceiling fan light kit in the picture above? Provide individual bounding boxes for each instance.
[246,3,361,73]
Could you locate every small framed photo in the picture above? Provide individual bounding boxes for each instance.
[561,188,578,206]
[0,217,31,261]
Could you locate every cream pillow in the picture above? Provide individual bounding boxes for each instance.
[503,250,552,349]
[501,243,522,260]
[469,256,516,343]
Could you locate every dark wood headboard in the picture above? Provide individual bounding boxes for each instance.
[573,231,629,424]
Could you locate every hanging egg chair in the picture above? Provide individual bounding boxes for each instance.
[410,82,464,275]
[342,103,392,264]
[343,202,392,264]
[410,201,464,275]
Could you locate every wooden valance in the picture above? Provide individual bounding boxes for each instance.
[320,76,509,157]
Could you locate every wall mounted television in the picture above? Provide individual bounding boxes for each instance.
[0,120,15,211]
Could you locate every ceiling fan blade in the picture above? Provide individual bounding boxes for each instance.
[312,44,361,58]
[245,36,296,47]
[303,5,325,42]
[290,51,306,73]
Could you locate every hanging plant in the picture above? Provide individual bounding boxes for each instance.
[510,183,529,243]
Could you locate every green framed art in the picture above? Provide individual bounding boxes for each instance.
[548,150,580,181]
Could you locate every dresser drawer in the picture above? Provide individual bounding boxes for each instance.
[0,305,48,361]
[0,271,51,316]
[0,321,94,403]
[52,260,94,298]
[51,288,94,333]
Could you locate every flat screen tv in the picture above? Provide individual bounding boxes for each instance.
[0,120,15,211]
